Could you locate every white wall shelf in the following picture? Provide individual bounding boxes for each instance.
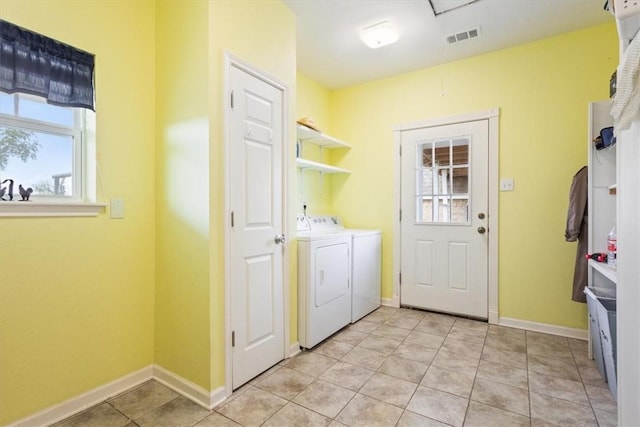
[296,124,351,174]
[296,158,350,174]
[296,124,351,149]
[588,259,617,284]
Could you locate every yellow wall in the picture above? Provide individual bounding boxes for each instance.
[296,73,333,214]
[155,0,297,392]
[327,22,618,329]
[0,1,157,424]
[2,1,297,423]
[0,1,616,423]
[209,0,297,377]
[155,0,212,390]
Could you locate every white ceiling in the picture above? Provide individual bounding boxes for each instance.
[282,0,613,89]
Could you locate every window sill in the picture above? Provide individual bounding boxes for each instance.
[0,202,107,217]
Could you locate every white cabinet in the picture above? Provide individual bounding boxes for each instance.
[296,124,351,174]
[615,120,640,425]
[611,9,640,422]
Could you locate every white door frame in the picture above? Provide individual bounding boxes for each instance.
[392,109,500,323]
[223,52,290,397]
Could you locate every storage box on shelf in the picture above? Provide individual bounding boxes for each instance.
[598,296,618,399]
[296,124,351,174]
[584,287,614,385]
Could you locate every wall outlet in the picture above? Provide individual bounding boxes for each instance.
[110,198,125,219]
[500,178,515,192]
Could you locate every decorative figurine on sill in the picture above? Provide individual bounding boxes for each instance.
[18,184,33,201]
[0,179,14,201]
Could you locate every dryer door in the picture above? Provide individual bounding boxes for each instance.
[315,242,350,307]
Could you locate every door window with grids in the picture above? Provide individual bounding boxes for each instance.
[415,136,470,223]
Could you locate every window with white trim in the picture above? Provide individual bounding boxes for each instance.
[0,20,98,214]
[0,92,95,202]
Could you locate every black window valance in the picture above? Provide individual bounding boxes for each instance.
[0,20,95,111]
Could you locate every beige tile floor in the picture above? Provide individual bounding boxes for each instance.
[53,306,617,427]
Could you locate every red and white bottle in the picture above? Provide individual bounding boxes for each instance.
[607,226,617,268]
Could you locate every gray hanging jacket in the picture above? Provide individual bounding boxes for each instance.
[565,166,588,303]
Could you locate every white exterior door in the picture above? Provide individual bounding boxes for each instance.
[400,120,489,318]
[229,64,285,388]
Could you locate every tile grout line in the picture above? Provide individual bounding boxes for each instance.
[526,330,534,426]
[51,307,614,427]
[460,323,489,427]
[104,401,136,427]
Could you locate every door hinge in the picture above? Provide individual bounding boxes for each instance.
[231,211,234,227]
[230,91,234,109]
[399,145,402,156]
[399,272,402,284]
[399,209,402,222]
[232,331,235,347]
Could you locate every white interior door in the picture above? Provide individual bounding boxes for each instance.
[229,64,285,388]
[400,120,489,318]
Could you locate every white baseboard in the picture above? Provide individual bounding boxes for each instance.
[381,297,400,308]
[7,366,153,427]
[488,308,499,325]
[288,342,301,358]
[499,317,588,340]
[153,364,225,410]
[7,364,231,427]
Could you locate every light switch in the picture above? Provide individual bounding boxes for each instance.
[500,178,514,192]
[110,198,125,219]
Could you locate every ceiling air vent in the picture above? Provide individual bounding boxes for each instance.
[445,26,481,44]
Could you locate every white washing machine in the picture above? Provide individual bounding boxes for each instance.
[350,229,382,322]
[297,215,381,348]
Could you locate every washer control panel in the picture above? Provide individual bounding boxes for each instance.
[296,214,343,232]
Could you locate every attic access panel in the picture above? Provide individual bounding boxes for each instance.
[428,0,481,16]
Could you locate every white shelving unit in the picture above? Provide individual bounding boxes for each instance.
[296,124,351,174]
[586,100,618,401]
[587,100,617,291]
[296,158,350,174]
[588,259,617,284]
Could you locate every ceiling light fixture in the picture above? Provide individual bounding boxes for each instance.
[360,21,399,49]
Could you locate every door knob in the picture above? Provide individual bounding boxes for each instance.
[274,234,286,244]
[477,226,486,234]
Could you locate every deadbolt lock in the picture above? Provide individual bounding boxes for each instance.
[478,212,486,219]
[477,226,486,234]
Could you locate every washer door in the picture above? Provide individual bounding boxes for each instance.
[314,242,350,307]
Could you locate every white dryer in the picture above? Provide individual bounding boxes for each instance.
[297,215,352,349]
[297,215,382,348]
